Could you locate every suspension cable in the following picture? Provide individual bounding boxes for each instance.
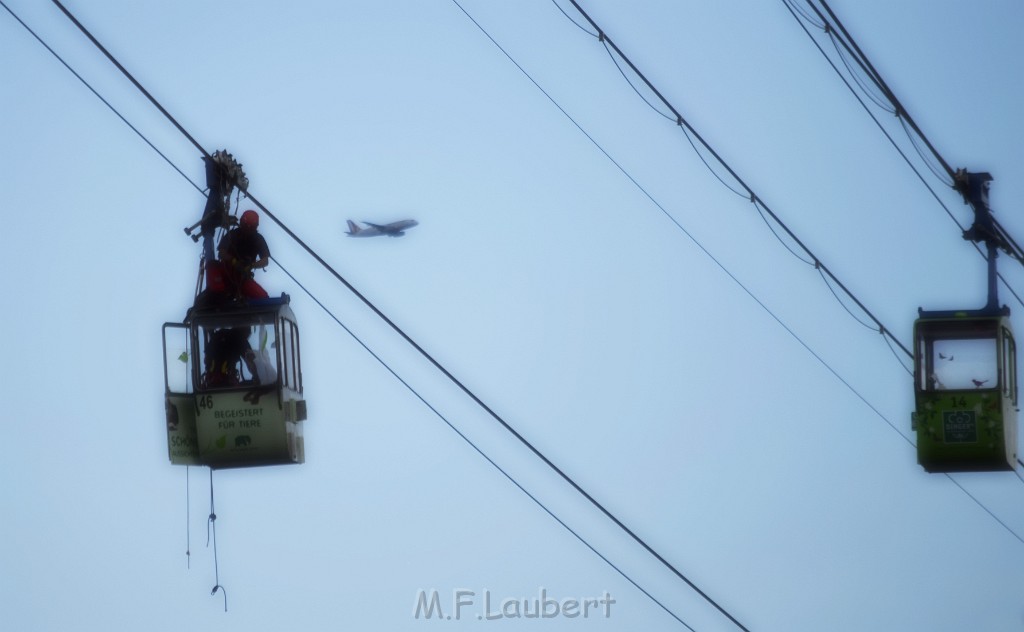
[781,0,1024,310]
[562,0,912,361]
[271,255,694,629]
[36,0,1024,620]
[545,1,1024,544]
[0,0,203,194]
[46,1,723,626]
[50,0,207,158]
[811,0,956,181]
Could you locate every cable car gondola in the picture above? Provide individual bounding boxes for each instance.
[163,294,306,469]
[912,170,1020,472]
[162,151,306,469]
[912,307,1017,472]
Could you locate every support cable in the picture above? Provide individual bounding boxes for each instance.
[781,0,825,30]
[595,29,758,200]
[50,0,207,158]
[44,3,713,626]
[562,0,912,361]
[944,473,1024,546]
[779,0,964,227]
[895,108,955,184]
[752,200,816,266]
[816,265,877,332]
[781,0,1024,311]
[805,0,1024,267]
[811,0,956,181]
[0,0,202,195]
[548,1,1024,543]
[36,0,1024,616]
[549,0,597,37]
[450,1,927,627]
[271,255,694,629]
[822,25,894,114]
[881,333,913,377]
[600,38,674,122]
[257,186,734,630]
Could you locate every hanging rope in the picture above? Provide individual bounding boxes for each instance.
[184,466,191,569]
[206,469,227,612]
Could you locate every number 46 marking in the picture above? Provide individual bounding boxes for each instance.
[196,395,213,412]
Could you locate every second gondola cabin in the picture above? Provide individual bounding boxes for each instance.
[162,294,306,469]
[913,307,1018,472]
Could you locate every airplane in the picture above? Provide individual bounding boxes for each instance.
[345,219,419,238]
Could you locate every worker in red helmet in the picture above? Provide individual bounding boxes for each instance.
[217,209,270,299]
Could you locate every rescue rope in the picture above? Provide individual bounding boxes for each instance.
[206,469,227,612]
[184,466,191,569]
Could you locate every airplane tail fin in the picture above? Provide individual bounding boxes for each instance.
[346,219,361,235]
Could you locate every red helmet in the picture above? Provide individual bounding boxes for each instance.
[240,209,259,229]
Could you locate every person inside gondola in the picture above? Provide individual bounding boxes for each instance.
[218,209,270,300]
[202,327,254,388]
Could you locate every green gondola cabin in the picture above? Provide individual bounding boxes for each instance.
[912,307,1017,472]
[162,294,306,469]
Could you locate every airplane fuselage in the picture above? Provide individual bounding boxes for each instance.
[346,219,418,237]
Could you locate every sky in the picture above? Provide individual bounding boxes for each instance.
[2,1,1024,630]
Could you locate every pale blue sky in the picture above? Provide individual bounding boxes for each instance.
[3,2,1024,631]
